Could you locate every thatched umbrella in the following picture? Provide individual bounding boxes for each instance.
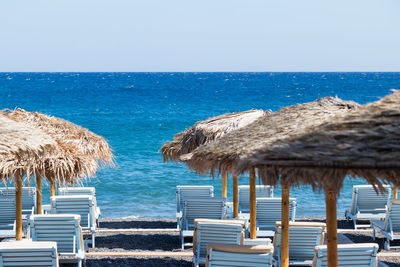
[181,96,359,267]
[161,109,266,216]
[0,115,60,240]
[223,90,400,267]
[3,109,115,214]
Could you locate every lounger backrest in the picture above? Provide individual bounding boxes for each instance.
[238,185,274,212]
[0,187,36,213]
[182,197,226,230]
[29,214,83,255]
[256,198,296,230]
[51,195,96,231]
[207,243,274,267]
[0,199,15,226]
[0,240,59,267]
[313,243,378,267]
[384,199,400,232]
[58,187,96,197]
[176,186,214,212]
[350,185,391,214]
[195,221,243,259]
[274,226,324,261]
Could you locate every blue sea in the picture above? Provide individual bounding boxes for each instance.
[0,72,399,218]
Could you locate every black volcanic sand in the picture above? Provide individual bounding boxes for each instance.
[98,218,177,230]
[296,216,360,230]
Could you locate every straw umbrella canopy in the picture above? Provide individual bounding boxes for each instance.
[161,109,266,216]
[181,96,359,267]
[0,114,61,240]
[2,108,115,214]
[229,90,400,267]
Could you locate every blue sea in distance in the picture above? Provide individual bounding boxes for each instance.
[1,72,399,219]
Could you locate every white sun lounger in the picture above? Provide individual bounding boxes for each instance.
[58,187,101,225]
[0,240,59,267]
[371,199,400,250]
[193,219,245,267]
[0,199,16,237]
[345,185,391,229]
[0,187,36,215]
[256,197,296,237]
[176,186,214,225]
[51,195,97,248]
[273,222,326,266]
[238,185,274,213]
[28,214,85,267]
[207,243,274,267]
[312,243,378,267]
[180,197,226,249]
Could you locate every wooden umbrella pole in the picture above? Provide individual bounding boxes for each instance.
[281,180,290,267]
[249,168,256,239]
[15,172,23,240]
[394,185,398,199]
[233,175,239,218]
[50,177,56,197]
[36,174,42,214]
[222,172,227,198]
[325,186,338,267]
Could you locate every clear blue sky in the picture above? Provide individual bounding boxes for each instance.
[1,0,399,72]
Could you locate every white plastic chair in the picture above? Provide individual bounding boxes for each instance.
[0,199,16,236]
[28,214,85,267]
[0,240,59,267]
[207,243,274,267]
[238,185,274,213]
[51,195,97,248]
[193,219,245,267]
[312,243,378,267]
[179,197,226,249]
[345,185,391,229]
[256,197,296,237]
[272,222,326,266]
[371,199,400,250]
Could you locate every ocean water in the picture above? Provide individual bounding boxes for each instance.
[0,72,399,218]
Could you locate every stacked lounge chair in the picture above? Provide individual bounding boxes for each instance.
[176,186,214,228]
[371,199,400,250]
[345,185,391,229]
[256,197,296,237]
[193,219,245,267]
[0,187,36,214]
[28,214,85,267]
[51,195,97,248]
[179,197,226,249]
[272,222,326,266]
[0,240,59,267]
[238,185,274,213]
[58,187,101,226]
[312,243,378,267]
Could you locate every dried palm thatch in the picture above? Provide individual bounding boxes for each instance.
[2,109,115,184]
[237,90,400,193]
[161,109,266,162]
[4,109,114,167]
[182,97,359,183]
[0,114,57,182]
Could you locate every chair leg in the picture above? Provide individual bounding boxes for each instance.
[92,233,95,248]
[372,228,376,240]
[385,240,391,250]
